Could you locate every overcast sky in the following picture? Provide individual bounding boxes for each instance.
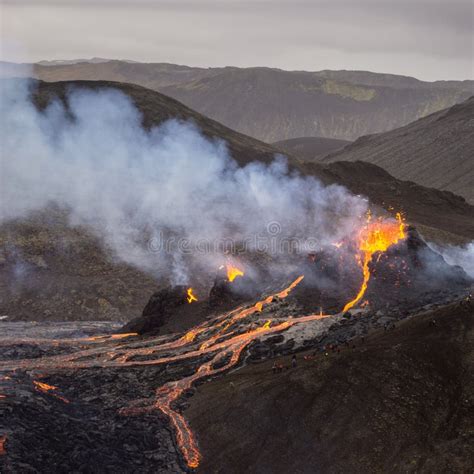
[1,0,473,81]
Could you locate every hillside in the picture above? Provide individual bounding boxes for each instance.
[2,61,472,142]
[322,97,474,204]
[187,298,474,473]
[1,79,473,322]
[273,136,351,162]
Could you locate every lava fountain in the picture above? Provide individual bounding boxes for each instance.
[343,213,405,312]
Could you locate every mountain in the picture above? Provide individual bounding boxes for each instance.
[1,79,473,322]
[1,60,472,142]
[36,58,139,66]
[273,136,351,162]
[322,97,474,204]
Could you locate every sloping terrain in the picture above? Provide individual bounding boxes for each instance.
[274,136,351,162]
[2,61,472,141]
[322,97,474,204]
[159,68,472,142]
[1,80,473,322]
[313,161,474,244]
[187,298,474,473]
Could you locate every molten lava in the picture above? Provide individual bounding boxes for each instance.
[33,381,57,392]
[33,380,69,403]
[0,435,6,456]
[0,214,408,470]
[187,288,198,304]
[343,213,405,312]
[226,264,244,282]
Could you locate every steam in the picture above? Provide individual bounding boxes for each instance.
[429,242,474,279]
[1,77,367,284]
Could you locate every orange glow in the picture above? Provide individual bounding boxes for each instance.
[226,263,244,282]
[85,332,137,342]
[0,435,6,456]
[0,211,408,470]
[343,213,405,312]
[187,288,198,304]
[33,381,69,403]
[33,381,57,392]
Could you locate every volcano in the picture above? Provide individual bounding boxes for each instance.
[1,80,473,323]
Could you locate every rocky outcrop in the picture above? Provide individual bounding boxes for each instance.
[122,286,188,335]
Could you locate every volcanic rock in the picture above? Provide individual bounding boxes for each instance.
[208,268,251,309]
[294,225,471,315]
[366,226,471,309]
[121,286,188,335]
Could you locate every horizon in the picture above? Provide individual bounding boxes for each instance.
[1,0,472,82]
[2,57,473,84]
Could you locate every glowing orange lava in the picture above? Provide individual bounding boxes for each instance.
[33,381,57,392]
[0,215,407,469]
[187,288,198,303]
[226,264,244,282]
[343,213,405,312]
[85,333,137,342]
[0,435,6,455]
[33,381,69,403]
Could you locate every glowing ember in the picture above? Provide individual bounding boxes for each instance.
[226,264,244,282]
[85,333,137,342]
[33,381,69,403]
[33,381,57,392]
[0,435,6,456]
[187,288,198,304]
[343,213,406,312]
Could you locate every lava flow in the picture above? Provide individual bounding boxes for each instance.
[0,215,408,470]
[0,435,6,456]
[187,288,198,303]
[33,380,70,403]
[343,213,405,312]
[120,275,330,469]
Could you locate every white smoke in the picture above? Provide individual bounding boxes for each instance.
[1,77,370,284]
[429,242,474,279]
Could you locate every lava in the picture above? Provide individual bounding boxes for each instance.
[187,288,198,304]
[33,380,70,403]
[0,215,408,470]
[0,435,6,456]
[343,213,405,312]
[226,263,244,282]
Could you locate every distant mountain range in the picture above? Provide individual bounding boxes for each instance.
[1,60,472,142]
[322,96,474,204]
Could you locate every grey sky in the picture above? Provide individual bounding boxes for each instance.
[1,0,473,81]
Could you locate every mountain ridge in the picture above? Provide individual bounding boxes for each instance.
[322,96,474,203]
[2,60,472,142]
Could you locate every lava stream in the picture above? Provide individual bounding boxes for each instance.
[343,213,405,312]
[0,217,407,470]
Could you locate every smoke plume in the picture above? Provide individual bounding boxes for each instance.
[0,77,371,284]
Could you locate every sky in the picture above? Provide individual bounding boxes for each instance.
[1,0,473,81]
